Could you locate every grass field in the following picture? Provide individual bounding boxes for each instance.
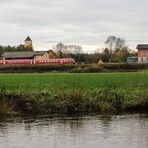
[0,72,147,92]
[0,72,148,114]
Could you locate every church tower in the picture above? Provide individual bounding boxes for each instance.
[24,36,33,50]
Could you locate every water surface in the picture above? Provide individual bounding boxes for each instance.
[0,114,148,148]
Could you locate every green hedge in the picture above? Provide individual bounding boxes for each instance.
[0,63,147,73]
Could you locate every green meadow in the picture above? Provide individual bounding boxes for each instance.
[0,72,148,115]
[0,72,147,92]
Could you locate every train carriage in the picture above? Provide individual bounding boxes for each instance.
[0,58,75,65]
[0,51,75,65]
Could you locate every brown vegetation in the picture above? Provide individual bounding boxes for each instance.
[0,63,147,73]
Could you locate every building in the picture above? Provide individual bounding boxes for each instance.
[136,44,148,63]
[1,36,57,61]
[24,36,33,49]
[1,50,56,61]
[127,57,138,63]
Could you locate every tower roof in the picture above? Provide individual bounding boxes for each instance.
[25,36,32,41]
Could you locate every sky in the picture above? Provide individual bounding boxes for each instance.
[0,0,148,52]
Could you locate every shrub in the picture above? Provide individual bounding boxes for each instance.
[56,89,85,114]
[94,88,124,112]
[0,63,147,73]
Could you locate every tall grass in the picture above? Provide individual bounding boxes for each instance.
[0,87,147,115]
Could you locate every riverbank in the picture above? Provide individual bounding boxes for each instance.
[0,87,148,115]
[0,72,148,115]
[0,63,147,73]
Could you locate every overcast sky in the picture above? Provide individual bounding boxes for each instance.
[0,0,148,52]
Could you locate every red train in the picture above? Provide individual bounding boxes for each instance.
[0,58,75,65]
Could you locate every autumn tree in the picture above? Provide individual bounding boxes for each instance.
[109,47,131,63]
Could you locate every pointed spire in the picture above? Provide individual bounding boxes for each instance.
[25,36,32,41]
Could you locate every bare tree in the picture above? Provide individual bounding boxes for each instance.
[53,42,66,53]
[66,45,83,54]
[105,36,116,54]
[53,43,83,55]
[105,36,126,53]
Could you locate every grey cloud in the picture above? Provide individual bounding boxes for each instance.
[0,0,148,51]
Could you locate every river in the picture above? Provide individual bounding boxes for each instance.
[0,114,148,148]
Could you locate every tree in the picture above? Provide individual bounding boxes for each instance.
[53,42,66,53]
[109,46,131,63]
[66,45,83,54]
[53,42,83,58]
[0,44,32,56]
[105,36,126,53]
[102,48,110,62]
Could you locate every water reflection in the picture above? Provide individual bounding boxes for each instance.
[0,114,148,148]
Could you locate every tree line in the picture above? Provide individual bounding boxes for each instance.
[0,36,137,63]
[0,45,33,55]
[53,36,137,63]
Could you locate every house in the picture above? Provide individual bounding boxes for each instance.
[136,44,148,63]
[1,50,56,61]
[1,36,57,61]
